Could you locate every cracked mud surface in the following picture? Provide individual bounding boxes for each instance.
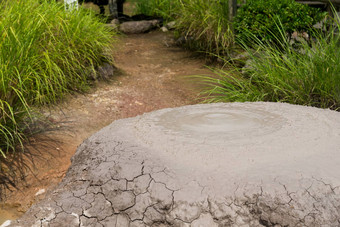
[10,102,340,226]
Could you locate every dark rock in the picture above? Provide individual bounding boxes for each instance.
[290,31,309,45]
[86,63,116,80]
[119,20,161,34]
[161,21,176,32]
[175,36,194,45]
[97,63,116,80]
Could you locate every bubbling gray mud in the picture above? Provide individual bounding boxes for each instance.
[10,102,340,227]
[143,104,286,140]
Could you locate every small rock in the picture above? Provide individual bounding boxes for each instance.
[160,26,168,32]
[135,101,143,106]
[0,220,11,227]
[242,59,255,75]
[110,19,120,26]
[108,19,120,30]
[97,63,116,80]
[232,51,250,61]
[119,20,161,34]
[35,188,46,196]
[166,21,176,30]
[175,36,194,45]
[313,21,323,30]
[230,51,250,67]
[291,31,299,40]
[290,31,309,45]
[302,32,309,40]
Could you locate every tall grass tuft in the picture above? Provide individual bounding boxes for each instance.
[176,0,233,55]
[0,0,116,158]
[134,0,177,21]
[200,20,340,110]
[135,0,234,55]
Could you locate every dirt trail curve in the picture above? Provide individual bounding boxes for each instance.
[0,31,212,222]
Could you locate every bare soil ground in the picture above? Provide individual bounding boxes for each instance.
[0,30,213,223]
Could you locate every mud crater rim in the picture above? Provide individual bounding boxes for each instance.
[140,104,287,141]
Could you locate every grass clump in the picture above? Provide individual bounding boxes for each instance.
[175,0,233,55]
[200,20,340,110]
[134,0,177,21]
[135,0,234,55]
[0,0,116,157]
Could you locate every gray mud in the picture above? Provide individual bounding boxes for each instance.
[9,102,340,226]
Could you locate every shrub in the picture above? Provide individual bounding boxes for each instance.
[199,21,340,110]
[135,0,234,55]
[234,0,326,45]
[175,0,233,55]
[0,0,115,157]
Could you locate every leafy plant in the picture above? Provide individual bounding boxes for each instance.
[234,0,326,45]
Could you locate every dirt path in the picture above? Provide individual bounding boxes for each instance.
[0,31,213,223]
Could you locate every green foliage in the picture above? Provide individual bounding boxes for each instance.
[234,0,326,44]
[135,0,234,55]
[175,0,233,55]
[134,0,177,21]
[0,0,115,157]
[200,21,340,110]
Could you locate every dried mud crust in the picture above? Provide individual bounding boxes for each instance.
[0,31,212,220]
[10,102,340,226]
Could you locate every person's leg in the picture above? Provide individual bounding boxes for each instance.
[108,0,118,18]
[117,0,125,16]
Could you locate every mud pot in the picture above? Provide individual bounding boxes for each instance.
[0,31,213,223]
[10,102,340,226]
